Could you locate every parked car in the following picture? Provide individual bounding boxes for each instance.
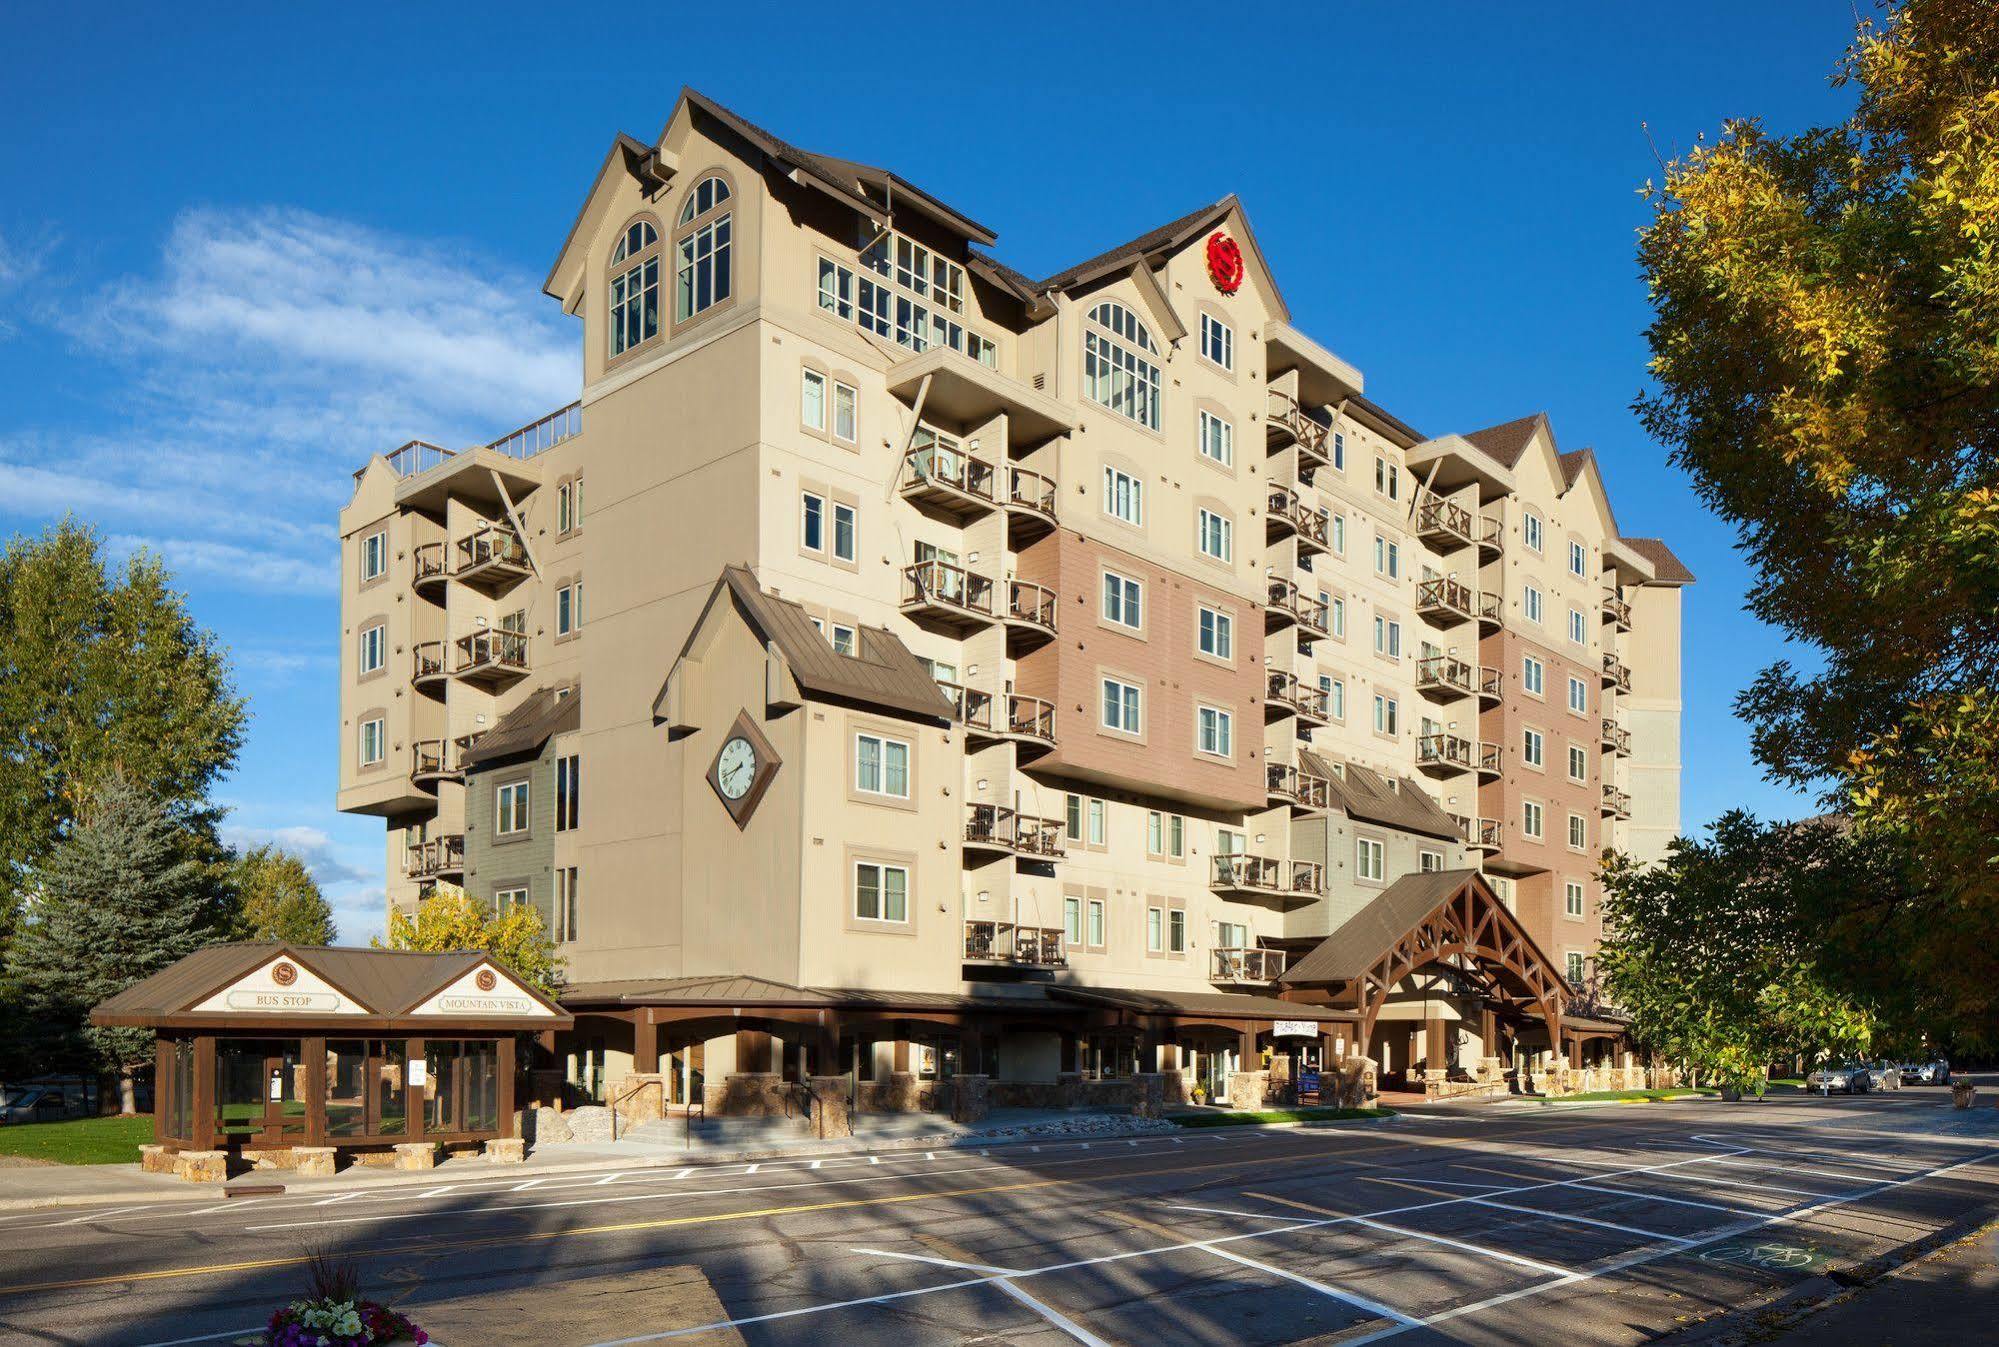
[1865,1063,1902,1091]
[1902,1058,1950,1085]
[1807,1062,1872,1094]
[0,1086,71,1124]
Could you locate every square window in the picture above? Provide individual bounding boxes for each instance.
[358,717,385,766]
[496,780,530,835]
[1101,677,1142,734]
[1357,837,1385,881]
[1198,409,1234,467]
[1103,571,1143,629]
[854,861,908,923]
[1103,466,1144,525]
[1198,605,1232,658]
[1196,705,1232,757]
[1420,849,1444,872]
[1197,509,1232,562]
[854,732,911,798]
[830,623,856,656]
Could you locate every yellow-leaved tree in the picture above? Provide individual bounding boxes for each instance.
[377,886,564,998]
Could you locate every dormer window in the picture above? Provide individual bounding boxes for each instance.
[1083,302,1161,430]
[674,175,734,322]
[609,217,661,357]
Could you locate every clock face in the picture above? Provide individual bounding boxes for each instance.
[715,736,758,800]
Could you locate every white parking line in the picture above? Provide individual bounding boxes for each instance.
[311,1193,362,1207]
[1466,1197,1687,1244]
[1653,1169,1840,1200]
[1164,1203,1316,1224]
[993,1277,1116,1347]
[1704,1155,1883,1185]
[1205,1243,1422,1325]
[1569,1182,1764,1218]
[849,1246,1023,1277]
[1347,1217,1574,1278]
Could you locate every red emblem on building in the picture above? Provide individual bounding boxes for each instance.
[1206,231,1245,295]
[271,961,298,987]
[475,968,497,992]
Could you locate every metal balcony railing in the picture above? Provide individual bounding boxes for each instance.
[1212,947,1288,983]
[964,921,1067,967]
[453,629,529,678]
[1417,732,1473,773]
[1416,653,1475,698]
[404,834,465,880]
[1266,670,1331,720]
[901,559,995,620]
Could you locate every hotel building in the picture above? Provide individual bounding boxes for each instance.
[336,90,1690,1109]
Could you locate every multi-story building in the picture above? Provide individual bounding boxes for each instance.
[336,90,1690,1107]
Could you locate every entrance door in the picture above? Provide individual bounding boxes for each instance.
[216,1038,306,1146]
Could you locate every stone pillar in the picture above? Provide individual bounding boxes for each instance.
[1477,1056,1503,1089]
[1226,1070,1269,1112]
[807,1076,854,1138]
[1130,1073,1166,1119]
[393,1142,436,1171]
[175,1150,227,1183]
[951,1074,990,1125]
[139,1144,177,1175]
[884,1070,923,1113]
[1056,1071,1084,1108]
[483,1137,527,1164]
[293,1146,337,1178]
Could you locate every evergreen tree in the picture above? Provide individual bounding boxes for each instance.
[5,774,234,1111]
[231,844,337,946]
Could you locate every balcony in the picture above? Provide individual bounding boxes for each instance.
[1211,946,1290,984]
[1415,493,1474,551]
[1265,577,1331,641]
[1477,664,1504,705]
[1454,814,1502,853]
[404,834,465,882]
[410,737,469,787]
[964,804,1066,860]
[453,525,532,593]
[1602,783,1632,819]
[411,641,450,693]
[1476,590,1503,632]
[1476,740,1502,780]
[900,440,997,519]
[1002,578,1058,652]
[1267,390,1334,472]
[901,559,995,632]
[1603,590,1633,631]
[1212,855,1323,909]
[1006,694,1057,753]
[1416,576,1476,626]
[453,629,529,688]
[1003,466,1059,542]
[1602,653,1632,693]
[964,921,1067,969]
[1265,670,1330,725]
[411,542,449,596]
[945,686,1056,755]
[1266,762,1330,813]
[1416,653,1475,701]
[1601,717,1631,756]
[1475,514,1504,560]
[1266,488,1331,555]
[1417,732,1473,776]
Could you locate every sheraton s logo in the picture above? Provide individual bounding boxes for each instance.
[475,968,498,992]
[271,961,298,987]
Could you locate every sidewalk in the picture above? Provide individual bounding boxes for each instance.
[0,1107,1172,1211]
[1753,1219,1999,1344]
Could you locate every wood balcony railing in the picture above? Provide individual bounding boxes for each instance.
[1476,590,1504,628]
[454,525,530,583]
[1004,578,1058,636]
[1478,664,1505,703]
[1266,670,1330,722]
[410,738,468,782]
[901,559,995,623]
[1267,390,1333,468]
[1602,783,1632,818]
[404,834,465,880]
[1417,732,1473,773]
[1266,488,1330,551]
[1004,466,1059,533]
[412,542,448,589]
[1476,514,1505,556]
[1417,576,1476,625]
[1006,694,1056,746]
[964,920,1067,967]
[901,443,997,513]
[1454,814,1502,851]
[1417,653,1475,698]
[1477,740,1502,777]
[1212,854,1324,899]
[1602,653,1632,692]
[1602,590,1633,630]
[1416,492,1474,549]
[1212,946,1289,983]
[964,804,1065,858]
[1265,577,1331,637]
[939,681,996,735]
[1266,763,1330,810]
[1601,717,1631,755]
[453,629,529,681]
[412,641,449,685]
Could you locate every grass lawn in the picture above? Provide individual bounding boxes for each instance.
[1540,1088,1719,1104]
[0,1114,154,1165]
[1172,1106,1395,1128]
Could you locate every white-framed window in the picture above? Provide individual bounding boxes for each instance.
[1199,311,1234,370]
[1522,655,1545,696]
[1375,456,1399,500]
[555,866,579,942]
[1087,897,1107,948]
[1373,615,1402,658]
[358,717,385,766]
[556,754,580,831]
[1102,570,1143,630]
[1568,676,1588,713]
[854,731,911,799]
[829,623,856,656]
[819,234,995,365]
[1373,535,1401,578]
[1064,794,1084,842]
[801,369,826,430]
[832,380,858,443]
[1522,728,1544,767]
[1568,744,1588,781]
[1329,513,1346,554]
[1088,797,1106,846]
[1566,950,1587,982]
[1147,905,1164,952]
[1373,693,1399,735]
[1063,895,1083,945]
[1196,705,1232,757]
[495,885,529,913]
[1419,848,1444,872]
[1145,811,1186,858]
[556,580,582,636]
[1565,880,1586,917]
[1568,814,1587,850]
[1323,674,1346,721]
[854,861,909,923]
[557,477,583,533]
[832,501,857,563]
[1197,508,1232,562]
[496,780,530,835]
[361,530,388,581]
[1169,908,1187,953]
[1569,607,1587,645]
[609,217,660,355]
[1198,409,1233,467]
[1083,302,1162,429]
[1329,595,1346,638]
[1331,431,1347,472]
[1523,511,1544,552]
[674,177,732,322]
[1522,800,1544,840]
[357,623,385,675]
[1569,539,1587,576]
[1356,836,1386,882]
[1103,465,1144,525]
[1101,676,1142,734]
[1523,584,1544,624]
[801,491,826,552]
[1198,605,1232,658]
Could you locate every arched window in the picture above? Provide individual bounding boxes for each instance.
[675,175,734,322]
[608,217,660,357]
[1083,302,1161,430]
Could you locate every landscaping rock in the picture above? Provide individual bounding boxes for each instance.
[562,1105,615,1143]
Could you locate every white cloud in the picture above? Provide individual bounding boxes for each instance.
[327,889,387,947]
[107,532,338,596]
[222,822,374,889]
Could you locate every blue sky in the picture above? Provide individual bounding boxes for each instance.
[0,4,1858,941]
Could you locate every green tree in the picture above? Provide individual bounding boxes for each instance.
[230,844,337,946]
[1636,0,1999,1045]
[5,774,235,1111]
[378,886,563,997]
[0,519,246,953]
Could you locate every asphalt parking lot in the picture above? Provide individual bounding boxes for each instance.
[0,1083,1993,1345]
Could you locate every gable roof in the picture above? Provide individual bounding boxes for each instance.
[658,565,956,725]
[1301,751,1462,844]
[1462,412,1554,468]
[1620,537,1697,585]
[465,686,581,766]
[1028,194,1291,321]
[1281,869,1485,986]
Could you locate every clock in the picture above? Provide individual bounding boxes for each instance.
[707,710,780,827]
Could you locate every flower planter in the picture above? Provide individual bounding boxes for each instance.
[266,1299,427,1346]
[1720,1085,1743,1102]
[1951,1082,1976,1110]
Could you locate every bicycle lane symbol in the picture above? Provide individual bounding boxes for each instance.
[1698,1241,1824,1274]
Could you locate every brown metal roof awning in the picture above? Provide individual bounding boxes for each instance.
[1047,986,1352,1022]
